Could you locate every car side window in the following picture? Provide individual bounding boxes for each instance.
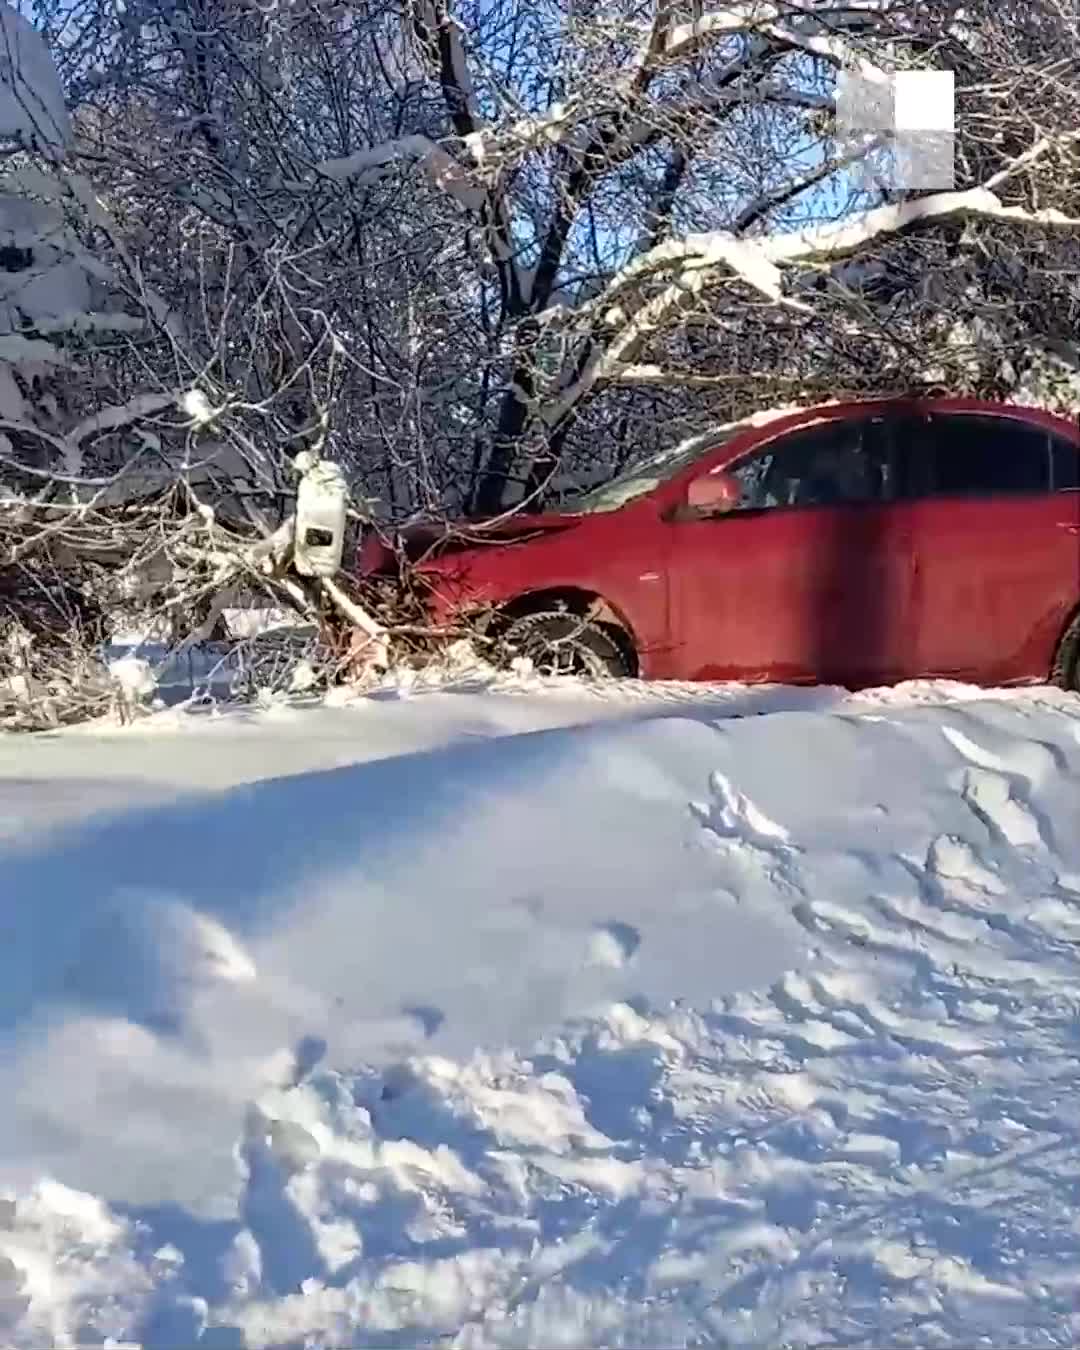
[729,418,892,511]
[898,414,1053,499]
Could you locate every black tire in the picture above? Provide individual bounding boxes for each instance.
[1051,608,1080,691]
[497,611,631,678]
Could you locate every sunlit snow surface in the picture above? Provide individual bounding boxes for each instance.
[3,674,1080,1348]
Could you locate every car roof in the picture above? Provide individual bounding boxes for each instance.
[648,396,1079,502]
[707,396,1079,460]
[752,395,1076,431]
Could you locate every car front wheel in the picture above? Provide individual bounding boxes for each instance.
[497,611,631,678]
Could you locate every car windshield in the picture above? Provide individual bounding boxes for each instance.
[560,426,744,514]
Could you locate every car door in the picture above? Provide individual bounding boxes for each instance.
[666,413,917,685]
[894,411,1080,683]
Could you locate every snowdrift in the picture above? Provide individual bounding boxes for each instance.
[2,681,1080,1348]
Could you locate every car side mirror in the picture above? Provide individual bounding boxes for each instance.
[685,471,742,517]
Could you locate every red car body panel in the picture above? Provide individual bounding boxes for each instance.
[409,509,677,671]
[357,398,1080,689]
[666,497,918,684]
[907,492,1080,684]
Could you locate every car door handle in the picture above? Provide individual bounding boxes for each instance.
[1057,522,1080,535]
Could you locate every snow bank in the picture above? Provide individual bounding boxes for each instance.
[2,681,1080,1347]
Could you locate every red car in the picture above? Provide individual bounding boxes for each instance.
[357,398,1080,690]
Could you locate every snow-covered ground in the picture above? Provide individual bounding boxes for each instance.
[4,676,1080,1348]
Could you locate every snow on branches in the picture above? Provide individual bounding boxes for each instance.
[15,0,1067,520]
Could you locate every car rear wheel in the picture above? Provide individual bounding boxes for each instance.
[1051,609,1080,691]
[498,612,631,678]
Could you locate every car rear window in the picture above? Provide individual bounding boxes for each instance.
[932,415,1052,496]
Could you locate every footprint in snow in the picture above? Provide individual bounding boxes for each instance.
[60,891,256,1031]
[289,1033,327,1086]
[401,1003,445,1038]
[701,770,790,845]
[586,921,641,969]
[940,722,1064,784]
[925,834,1005,894]
[960,767,1043,849]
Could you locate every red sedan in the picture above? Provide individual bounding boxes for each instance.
[357,398,1080,690]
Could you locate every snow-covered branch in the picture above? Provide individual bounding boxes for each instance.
[65,394,178,451]
[7,0,1075,533]
[657,0,891,75]
[313,134,487,212]
[534,134,1080,437]
[542,236,786,426]
[468,1,869,163]
[759,19,889,86]
[658,0,783,62]
[0,0,71,154]
[983,129,1080,190]
[586,171,1080,341]
[764,187,1080,268]
[604,363,809,387]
